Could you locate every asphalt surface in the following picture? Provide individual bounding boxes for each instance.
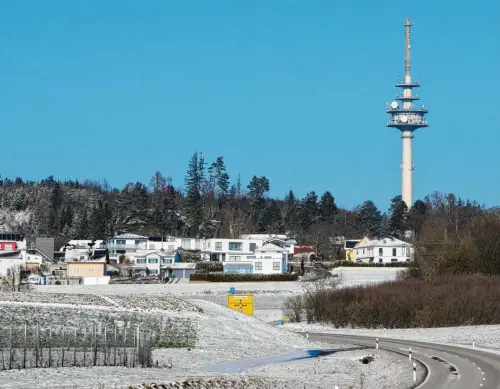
[306,333,500,389]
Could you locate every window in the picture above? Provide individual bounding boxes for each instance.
[162,258,172,264]
[72,267,80,276]
[379,248,383,256]
[379,258,383,263]
[151,269,159,274]
[273,262,280,271]
[249,243,257,251]
[406,248,410,257]
[284,244,291,248]
[229,242,242,251]
[392,248,397,256]
[116,240,126,245]
[148,258,159,264]
[215,242,222,251]
[391,258,398,262]
[362,249,365,254]
[228,256,241,262]
[136,258,146,264]
[135,240,142,245]
[255,262,262,270]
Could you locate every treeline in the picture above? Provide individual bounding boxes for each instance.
[0,152,494,259]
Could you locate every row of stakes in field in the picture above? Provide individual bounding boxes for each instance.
[0,324,157,370]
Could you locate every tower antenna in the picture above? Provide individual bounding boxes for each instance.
[386,18,429,208]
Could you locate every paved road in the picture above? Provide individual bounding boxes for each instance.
[306,333,500,389]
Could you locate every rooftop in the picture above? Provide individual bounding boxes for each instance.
[111,233,148,240]
[355,238,412,250]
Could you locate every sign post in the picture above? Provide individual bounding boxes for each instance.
[227,294,254,316]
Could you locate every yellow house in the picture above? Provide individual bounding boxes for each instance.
[346,237,371,261]
[66,260,105,277]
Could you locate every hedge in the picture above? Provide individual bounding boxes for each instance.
[330,261,412,269]
[189,273,299,282]
[195,262,224,273]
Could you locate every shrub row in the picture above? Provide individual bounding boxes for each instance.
[330,261,411,269]
[304,275,500,328]
[195,262,224,273]
[189,273,298,282]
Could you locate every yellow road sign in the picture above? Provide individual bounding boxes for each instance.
[227,294,254,316]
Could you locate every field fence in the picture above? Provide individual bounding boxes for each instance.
[0,324,172,370]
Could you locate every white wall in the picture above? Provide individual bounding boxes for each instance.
[356,245,413,264]
[0,258,24,277]
[82,276,110,285]
[205,239,262,254]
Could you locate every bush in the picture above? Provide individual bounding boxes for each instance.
[282,295,303,322]
[189,273,299,282]
[331,261,411,269]
[195,262,223,273]
[306,275,500,328]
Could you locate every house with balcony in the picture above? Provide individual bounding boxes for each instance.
[240,234,296,259]
[222,243,288,275]
[105,233,149,260]
[127,250,176,276]
[204,238,262,262]
[354,237,413,264]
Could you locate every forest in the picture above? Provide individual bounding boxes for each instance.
[0,151,496,262]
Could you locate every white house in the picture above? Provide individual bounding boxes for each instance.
[127,250,176,276]
[354,237,413,264]
[203,238,262,262]
[240,234,296,258]
[252,243,288,274]
[223,243,288,275]
[106,233,149,259]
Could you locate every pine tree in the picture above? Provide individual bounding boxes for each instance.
[407,199,427,238]
[358,200,382,238]
[299,191,319,232]
[247,176,270,230]
[319,191,338,224]
[389,195,408,239]
[284,190,299,235]
[259,200,283,233]
[184,152,205,235]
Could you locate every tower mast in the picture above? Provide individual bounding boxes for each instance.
[387,19,429,208]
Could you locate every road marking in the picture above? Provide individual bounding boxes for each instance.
[482,372,484,375]
[480,384,483,387]
[483,378,486,380]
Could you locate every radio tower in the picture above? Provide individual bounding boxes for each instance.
[387,18,428,207]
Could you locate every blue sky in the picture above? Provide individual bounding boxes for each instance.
[1,1,499,210]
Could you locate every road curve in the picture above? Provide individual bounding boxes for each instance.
[305,333,500,389]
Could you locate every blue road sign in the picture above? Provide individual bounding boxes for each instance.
[280,320,285,326]
[229,287,236,295]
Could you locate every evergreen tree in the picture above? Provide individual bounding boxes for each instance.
[358,200,382,237]
[259,199,283,233]
[284,190,299,235]
[319,191,338,224]
[247,176,270,230]
[299,191,319,232]
[208,157,230,201]
[389,195,408,239]
[184,152,205,234]
[407,199,427,238]
[150,171,173,236]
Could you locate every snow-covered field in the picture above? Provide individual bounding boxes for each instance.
[34,267,400,323]
[0,290,421,389]
[283,323,500,354]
